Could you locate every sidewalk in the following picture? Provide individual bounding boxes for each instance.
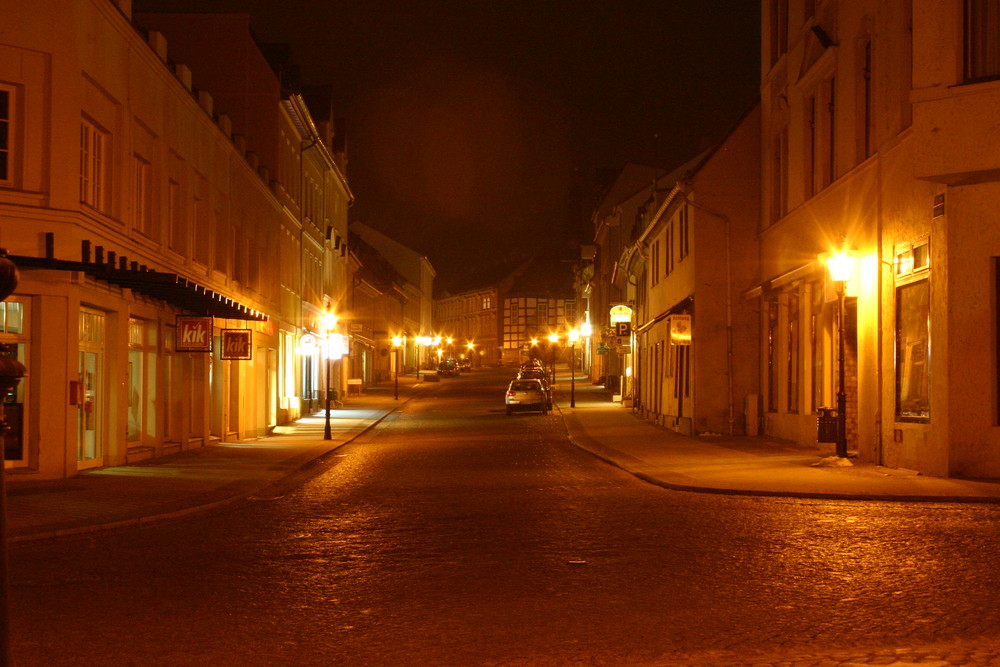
[551,370,1000,504]
[4,375,426,543]
[8,368,1000,544]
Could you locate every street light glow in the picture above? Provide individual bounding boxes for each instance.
[825,252,856,283]
[319,311,338,332]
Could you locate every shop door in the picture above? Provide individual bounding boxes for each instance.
[78,309,105,467]
[78,349,103,465]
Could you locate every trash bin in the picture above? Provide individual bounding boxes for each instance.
[817,407,838,443]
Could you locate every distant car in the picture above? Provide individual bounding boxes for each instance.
[505,379,550,415]
[436,359,459,376]
[458,359,472,372]
[517,367,547,381]
[520,359,544,372]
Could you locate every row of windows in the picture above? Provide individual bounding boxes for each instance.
[501,298,577,348]
[649,205,690,286]
[766,2,1000,223]
[764,273,930,423]
[771,1,999,84]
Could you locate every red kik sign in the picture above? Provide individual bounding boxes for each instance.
[221,329,252,360]
[176,316,213,352]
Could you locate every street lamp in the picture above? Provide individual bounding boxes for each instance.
[391,336,403,400]
[568,328,580,408]
[320,311,338,440]
[824,251,855,458]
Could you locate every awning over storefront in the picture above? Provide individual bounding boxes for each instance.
[741,260,821,301]
[8,253,268,321]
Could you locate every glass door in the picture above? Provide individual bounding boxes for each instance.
[78,308,105,468]
[78,349,102,463]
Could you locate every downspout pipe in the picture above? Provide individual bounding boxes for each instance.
[676,182,736,437]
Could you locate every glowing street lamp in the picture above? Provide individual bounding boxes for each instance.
[391,335,403,400]
[823,250,856,458]
[568,328,580,408]
[320,311,338,440]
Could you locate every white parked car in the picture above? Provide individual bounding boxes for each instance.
[505,379,549,415]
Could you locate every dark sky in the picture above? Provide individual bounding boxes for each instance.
[132,1,761,291]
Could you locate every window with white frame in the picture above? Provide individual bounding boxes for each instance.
[896,241,930,421]
[80,117,109,211]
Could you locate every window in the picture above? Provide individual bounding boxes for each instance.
[770,0,789,66]
[896,280,930,421]
[804,94,817,198]
[966,0,1000,82]
[168,179,187,254]
[771,125,789,222]
[787,292,799,413]
[191,197,211,266]
[214,210,228,273]
[0,87,11,184]
[820,78,836,188]
[80,117,108,211]
[858,40,873,161]
[665,224,674,275]
[767,299,779,412]
[537,301,548,327]
[651,240,660,285]
[565,300,576,323]
[0,300,24,334]
[678,205,689,260]
[132,154,152,237]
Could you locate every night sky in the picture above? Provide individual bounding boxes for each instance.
[132,1,761,292]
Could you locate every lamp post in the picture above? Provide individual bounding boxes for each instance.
[0,251,25,667]
[568,328,580,408]
[824,251,855,458]
[320,311,338,440]
[391,336,403,400]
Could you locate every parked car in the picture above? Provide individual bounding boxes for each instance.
[437,359,459,376]
[520,359,545,372]
[517,367,547,381]
[505,379,550,415]
[458,359,472,372]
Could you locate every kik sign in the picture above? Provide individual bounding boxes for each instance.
[176,316,213,352]
[221,329,253,360]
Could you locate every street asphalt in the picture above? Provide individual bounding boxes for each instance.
[7,366,1000,543]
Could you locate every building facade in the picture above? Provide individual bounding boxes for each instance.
[756,0,1000,477]
[433,288,499,367]
[350,222,436,373]
[0,1,351,479]
[628,108,761,437]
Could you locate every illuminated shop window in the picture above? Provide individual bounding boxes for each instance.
[896,279,930,421]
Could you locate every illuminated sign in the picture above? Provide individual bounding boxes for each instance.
[670,315,692,346]
[221,329,253,360]
[176,316,213,352]
[300,333,318,354]
[609,305,632,323]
